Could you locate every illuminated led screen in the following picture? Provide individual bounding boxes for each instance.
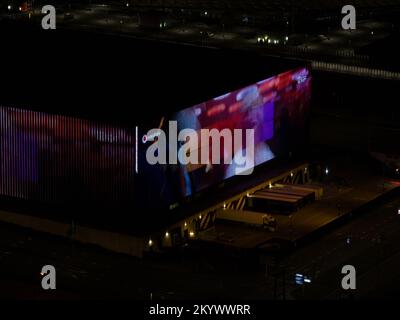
[0,66,311,212]
[139,67,311,207]
[0,108,136,207]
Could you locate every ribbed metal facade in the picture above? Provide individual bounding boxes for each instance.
[0,106,136,207]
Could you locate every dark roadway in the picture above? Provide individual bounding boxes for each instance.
[1,189,400,299]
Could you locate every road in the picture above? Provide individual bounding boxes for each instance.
[281,193,400,299]
[1,190,400,299]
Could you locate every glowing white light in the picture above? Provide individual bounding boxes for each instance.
[135,126,138,174]
[214,93,230,101]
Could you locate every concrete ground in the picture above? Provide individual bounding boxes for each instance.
[199,152,398,250]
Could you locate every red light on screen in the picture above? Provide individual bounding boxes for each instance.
[206,103,225,117]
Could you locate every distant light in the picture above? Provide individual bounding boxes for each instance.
[346,237,351,244]
[304,167,307,172]
[7,5,11,10]
[204,11,207,15]
[396,168,399,174]
[269,183,272,189]
[189,231,195,237]
[295,273,304,285]
[295,273,311,285]
[371,31,374,35]
[148,239,153,246]
[40,272,44,276]
[285,36,289,41]
[398,209,400,215]
[165,232,169,238]
[247,193,250,197]
[286,21,289,25]
[325,168,329,175]
[19,6,22,11]
[184,222,187,227]
[223,203,227,208]
[198,214,202,219]
[268,39,271,43]
[290,172,294,177]
[126,2,129,7]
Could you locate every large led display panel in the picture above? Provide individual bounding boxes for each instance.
[139,66,311,208]
[0,66,310,213]
[0,108,136,209]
